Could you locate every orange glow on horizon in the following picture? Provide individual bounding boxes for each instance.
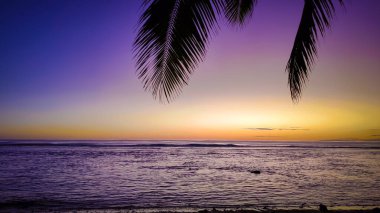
[1,99,379,141]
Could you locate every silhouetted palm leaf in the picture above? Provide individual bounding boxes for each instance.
[286,0,343,101]
[134,0,344,102]
[133,0,220,102]
[223,0,256,26]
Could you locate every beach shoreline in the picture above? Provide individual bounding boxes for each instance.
[1,206,379,213]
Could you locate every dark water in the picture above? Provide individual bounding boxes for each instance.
[0,140,379,211]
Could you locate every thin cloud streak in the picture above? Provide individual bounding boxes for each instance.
[245,127,310,131]
[245,128,274,131]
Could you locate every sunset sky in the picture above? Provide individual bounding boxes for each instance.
[1,0,379,141]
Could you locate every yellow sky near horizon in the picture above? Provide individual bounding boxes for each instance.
[2,97,379,141]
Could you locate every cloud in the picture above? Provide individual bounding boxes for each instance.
[371,134,380,137]
[245,127,309,131]
[320,137,380,142]
[278,127,309,131]
[319,138,360,142]
[244,128,274,131]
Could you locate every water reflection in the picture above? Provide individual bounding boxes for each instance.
[0,141,379,210]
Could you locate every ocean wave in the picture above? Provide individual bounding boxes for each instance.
[0,199,73,209]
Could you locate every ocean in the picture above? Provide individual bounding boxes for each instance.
[0,140,379,212]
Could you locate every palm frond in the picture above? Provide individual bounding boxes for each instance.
[286,0,343,102]
[133,0,220,102]
[223,0,256,26]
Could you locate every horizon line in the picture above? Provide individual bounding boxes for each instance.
[1,138,379,143]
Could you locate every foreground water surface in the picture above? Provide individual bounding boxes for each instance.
[0,140,379,211]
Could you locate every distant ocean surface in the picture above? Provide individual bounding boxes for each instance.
[0,140,379,211]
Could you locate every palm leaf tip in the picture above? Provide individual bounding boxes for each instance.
[224,0,257,27]
[133,0,220,102]
[286,0,344,102]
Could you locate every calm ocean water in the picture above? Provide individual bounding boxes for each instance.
[0,140,379,211]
